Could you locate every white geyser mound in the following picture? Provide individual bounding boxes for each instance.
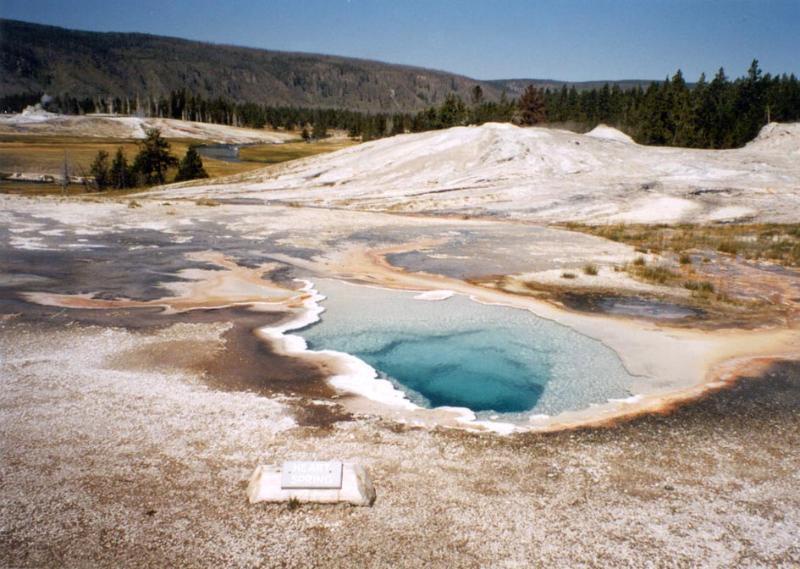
[585,124,635,144]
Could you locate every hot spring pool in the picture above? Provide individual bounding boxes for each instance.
[298,280,635,419]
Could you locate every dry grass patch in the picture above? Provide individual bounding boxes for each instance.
[239,139,356,165]
[195,198,221,207]
[0,134,358,196]
[565,222,800,267]
[628,262,678,284]
[0,135,141,175]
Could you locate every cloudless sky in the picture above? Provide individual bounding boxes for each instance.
[1,0,798,81]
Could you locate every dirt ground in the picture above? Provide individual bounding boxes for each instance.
[1,316,798,568]
[1,188,798,568]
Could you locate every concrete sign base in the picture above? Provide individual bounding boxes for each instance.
[247,462,376,507]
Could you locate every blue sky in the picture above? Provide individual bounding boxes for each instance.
[2,0,798,81]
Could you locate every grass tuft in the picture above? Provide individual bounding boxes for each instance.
[684,280,715,293]
[564,223,800,267]
[717,240,739,255]
[628,263,677,284]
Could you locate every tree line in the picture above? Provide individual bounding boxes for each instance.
[89,129,208,191]
[3,60,798,149]
[541,61,800,148]
[407,60,800,148]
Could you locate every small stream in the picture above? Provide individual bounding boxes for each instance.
[195,143,249,163]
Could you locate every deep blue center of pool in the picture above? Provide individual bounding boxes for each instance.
[350,330,546,412]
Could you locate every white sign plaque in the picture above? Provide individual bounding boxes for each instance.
[281,461,343,489]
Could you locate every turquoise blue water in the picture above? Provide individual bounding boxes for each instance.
[299,280,634,418]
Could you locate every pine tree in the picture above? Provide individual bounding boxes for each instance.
[731,59,767,146]
[502,95,516,122]
[517,85,546,125]
[471,85,484,106]
[312,118,328,140]
[374,114,386,137]
[707,67,731,147]
[670,70,694,146]
[89,150,111,191]
[390,113,406,135]
[690,72,712,147]
[110,147,132,189]
[437,94,467,128]
[174,146,209,181]
[132,128,178,185]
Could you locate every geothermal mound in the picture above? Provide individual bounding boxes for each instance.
[0,111,291,144]
[157,121,800,224]
[746,122,800,155]
[585,124,635,144]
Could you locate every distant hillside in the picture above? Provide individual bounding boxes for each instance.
[0,19,657,113]
[489,79,656,97]
[0,19,504,112]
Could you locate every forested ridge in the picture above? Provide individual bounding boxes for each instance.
[0,18,649,112]
[2,18,798,148]
[0,18,501,112]
[6,61,796,149]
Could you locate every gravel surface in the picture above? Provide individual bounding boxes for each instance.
[2,321,798,568]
